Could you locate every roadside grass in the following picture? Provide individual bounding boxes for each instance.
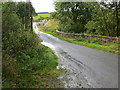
[44,19,59,32]
[3,44,60,88]
[37,20,119,55]
[2,30,64,88]
[34,68,65,88]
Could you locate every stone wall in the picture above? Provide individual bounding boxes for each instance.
[56,30,119,43]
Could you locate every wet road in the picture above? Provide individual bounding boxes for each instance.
[33,23,118,88]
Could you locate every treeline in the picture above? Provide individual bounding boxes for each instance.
[51,1,120,37]
[2,2,57,88]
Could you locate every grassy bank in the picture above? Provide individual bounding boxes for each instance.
[37,20,119,55]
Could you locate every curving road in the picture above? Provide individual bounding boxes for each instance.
[33,23,118,88]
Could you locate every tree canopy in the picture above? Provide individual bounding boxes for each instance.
[51,1,120,37]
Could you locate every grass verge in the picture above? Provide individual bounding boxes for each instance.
[2,31,64,88]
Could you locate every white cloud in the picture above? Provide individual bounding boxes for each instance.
[31,0,55,13]
[13,0,55,13]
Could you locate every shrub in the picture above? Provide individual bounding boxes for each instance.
[2,2,58,88]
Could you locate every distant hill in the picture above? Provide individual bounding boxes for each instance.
[37,12,49,14]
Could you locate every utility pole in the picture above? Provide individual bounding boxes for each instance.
[24,1,26,29]
[30,1,33,31]
[28,0,33,31]
[26,0,32,31]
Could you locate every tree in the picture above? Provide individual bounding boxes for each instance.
[53,1,120,37]
[17,2,36,30]
[85,1,120,37]
[53,2,93,33]
[2,2,40,87]
[99,1,119,36]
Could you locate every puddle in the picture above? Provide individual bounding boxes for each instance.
[41,41,56,50]
[34,23,100,88]
[41,40,94,88]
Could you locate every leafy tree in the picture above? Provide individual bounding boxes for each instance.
[17,2,36,30]
[2,2,39,87]
[53,2,92,33]
[53,1,120,37]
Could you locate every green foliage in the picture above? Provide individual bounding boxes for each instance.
[17,2,36,30]
[85,21,104,35]
[85,21,96,32]
[76,37,107,45]
[2,3,22,32]
[53,2,93,33]
[3,43,58,88]
[52,2,120,37]
[2,2,58,88]
[85,2,120,37]
[58,22,84,33]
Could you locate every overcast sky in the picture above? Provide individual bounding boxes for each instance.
[13,0,55,13]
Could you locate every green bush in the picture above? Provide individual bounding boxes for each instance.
[2,31,58,88]
[3,31,39,55]
[75,37,86,42]
[2,2,58,88]
[90,38,106,45]
[59,22,85,33]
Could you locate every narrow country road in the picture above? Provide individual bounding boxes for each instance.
[33,22,118,88]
